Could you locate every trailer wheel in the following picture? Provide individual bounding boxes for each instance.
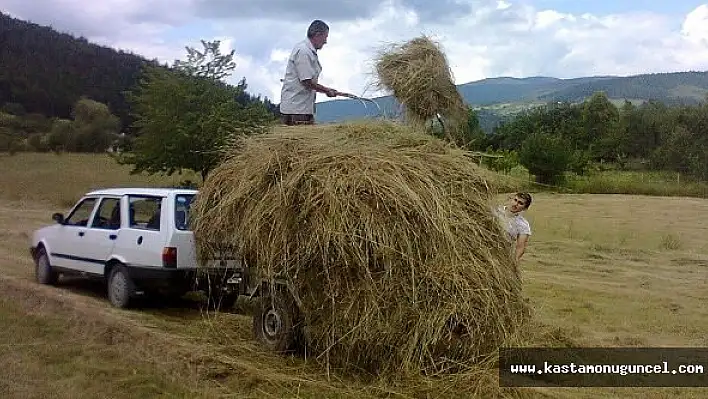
[253,292,298,353]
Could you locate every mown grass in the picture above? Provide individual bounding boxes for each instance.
[1,152,707,398]
[0,295,202,399]
[0,283,396,399]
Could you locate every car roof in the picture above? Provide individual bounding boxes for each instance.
[84,187,199,197]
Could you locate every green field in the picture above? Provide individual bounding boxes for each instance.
[0,152,706,398]
[0,153,200,207]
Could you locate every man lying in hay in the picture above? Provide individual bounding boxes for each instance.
[192,120,529,378]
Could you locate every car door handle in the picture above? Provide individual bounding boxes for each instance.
[109,234,117,240]
[78,231,84,237]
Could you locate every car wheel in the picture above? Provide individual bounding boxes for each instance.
[252,291,299,353]
[35,247,58,285]
[107,265,134,309]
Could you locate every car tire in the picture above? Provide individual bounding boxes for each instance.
[252,291,299,353]
[35,247,58,285]
[107,265,135,309]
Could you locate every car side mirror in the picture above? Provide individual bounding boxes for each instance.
[52,213,64,224]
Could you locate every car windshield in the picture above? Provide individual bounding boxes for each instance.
[175,194,195,231]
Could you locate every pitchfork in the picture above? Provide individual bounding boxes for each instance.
[278,79,384,118]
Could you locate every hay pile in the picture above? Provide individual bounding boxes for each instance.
[192,121,528,377]
[374,36,468,134]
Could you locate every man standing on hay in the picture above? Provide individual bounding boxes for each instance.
[279,19,345,126]
[494,192,533,264]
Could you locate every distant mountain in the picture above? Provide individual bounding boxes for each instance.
[455,76,614,105]
[537,72,708,104]
[315,71,708,131]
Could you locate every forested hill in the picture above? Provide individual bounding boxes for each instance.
[0,12,156,128]
[537,72,708,104]
[0,12,276,131]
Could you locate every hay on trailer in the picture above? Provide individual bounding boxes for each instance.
[191,120,528,377]
[374,36,468,136]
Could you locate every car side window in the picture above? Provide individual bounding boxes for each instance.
[175,194,194,231]
[64,198,98,227]
[128,196,162,231]
[90,198,121,230]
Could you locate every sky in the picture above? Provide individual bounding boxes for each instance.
[2,0,708,104]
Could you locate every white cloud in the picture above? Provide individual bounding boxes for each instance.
[682,4,708,45]
[269,49,290,63]
[2,0,708,105]
[535,10,573,29]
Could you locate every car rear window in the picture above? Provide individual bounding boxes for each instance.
[175,194,195,231]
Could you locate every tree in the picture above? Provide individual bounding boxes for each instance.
[636,100,672,156]
[460,107,488,150]
[117,40,275,181]
[68,98,121,152]
[482,148,519,174]
[568,149,592,176]
[518,132,573,185]
[47,118,73,153]
[650,103,708,180]
[487,108,538,151]
[581,91,620,161]
[173,40,236,81]
[541,101,584,149]
[613,100,636,161]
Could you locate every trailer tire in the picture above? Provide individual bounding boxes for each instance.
[253,292,298,353]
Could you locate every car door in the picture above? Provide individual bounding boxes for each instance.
[79,196,122,275]
[49,196,99,271]
[112,195,166,270]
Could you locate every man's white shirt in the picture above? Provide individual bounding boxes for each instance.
[279,39,322,115]
[495,205,532,243]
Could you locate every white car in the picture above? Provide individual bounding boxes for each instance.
[29,187,241,309]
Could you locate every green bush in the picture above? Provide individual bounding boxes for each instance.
[481,148,519,174]
[519,132,573,185]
